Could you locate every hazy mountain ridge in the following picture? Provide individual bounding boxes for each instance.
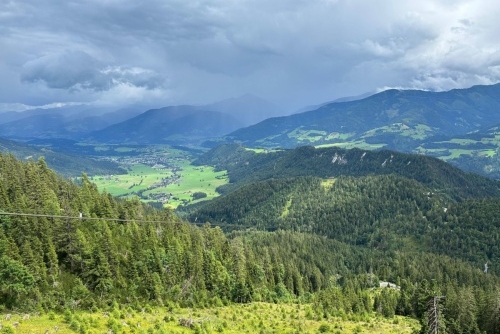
[202,93,286,127]
[4,85,500,180]
[86,105,244,144]
[0,105,146,140]
[0,95,283,142]
[293,91,375,114]
[0,137,123,176]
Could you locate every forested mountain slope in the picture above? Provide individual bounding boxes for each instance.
[193,144,500,199]
[188,175,500,272]
[1,153,500,333]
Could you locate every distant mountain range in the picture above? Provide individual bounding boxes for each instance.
[3,84,500,178]
[224,84,500,150]
[0,95,284,143]
[213,84,500,179]
[293,91,375,114]
[0,105,146,140]
[84,95,285,144]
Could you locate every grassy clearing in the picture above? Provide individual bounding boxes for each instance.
[321,178,336,190]
[362,123,433,140]
[279,197,293,219]
[423,133,500,161]
[0,303,420,334]
[325,132,356,141]
[91,162,228,209]
[288,128,328,143]
[420,148,496,161]
[287,128,359,145]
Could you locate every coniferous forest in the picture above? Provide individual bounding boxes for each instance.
[1,150,500,333]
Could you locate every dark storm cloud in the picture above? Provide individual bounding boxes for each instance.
[1,0,500,111]
[21,51,108,91]
[20,50,165,92]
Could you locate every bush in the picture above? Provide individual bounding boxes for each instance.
[318,323,331,333]
[192,192,208,200]
[69,320,80,331]
[0,325,15,334]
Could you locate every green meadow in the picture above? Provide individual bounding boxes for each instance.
[142,163,228,208]
[0,303,419,334]
[90,164,167,195]
[362,123,433,140]
[287,128,328,143]
[91,162,228,209]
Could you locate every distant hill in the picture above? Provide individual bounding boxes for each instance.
[86,105,244,144]
[0,104,92,125]
[193,144,500,199]
[224,83,500,151]
[186,174,500,273]
[0,114,72,139]
[0,105,145,140]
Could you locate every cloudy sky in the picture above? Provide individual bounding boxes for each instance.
[1,0,500,113]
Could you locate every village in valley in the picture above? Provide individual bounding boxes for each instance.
[87,146,228,208]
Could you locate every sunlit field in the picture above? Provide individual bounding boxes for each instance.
[0,303,420,334]
[91,162,228,209]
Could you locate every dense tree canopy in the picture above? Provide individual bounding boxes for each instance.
[1,152,500,333]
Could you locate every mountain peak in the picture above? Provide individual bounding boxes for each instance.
[203,94,286,127]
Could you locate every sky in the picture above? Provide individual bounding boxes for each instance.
[1,0,500,113]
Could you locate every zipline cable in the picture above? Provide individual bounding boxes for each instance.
[0,211,246,229]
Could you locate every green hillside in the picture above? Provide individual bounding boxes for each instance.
[193,144,500,199]
[188,175,500,271]
[225,84,500,150]
[214,84,500,180]
[418,124,500,178]
[1,152,500,332]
